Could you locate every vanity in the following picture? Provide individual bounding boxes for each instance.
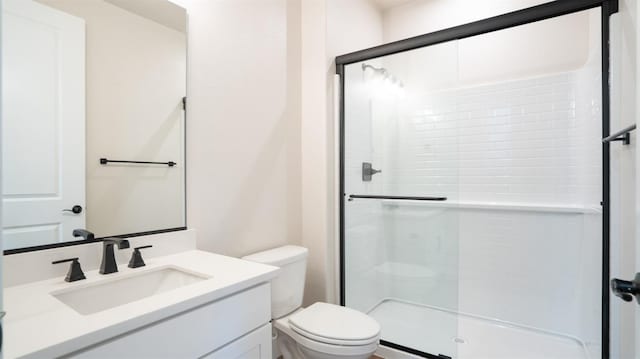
[4,247,279,358]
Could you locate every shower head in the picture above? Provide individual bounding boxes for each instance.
[362,62,404,88]
[362,63,388,76]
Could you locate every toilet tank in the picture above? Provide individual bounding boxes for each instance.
[242,245,308,319]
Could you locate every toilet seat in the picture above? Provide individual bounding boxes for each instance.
[275,318,379,357]
[288,303,380,346]
[290,326,378,346]
[274,302,380,357]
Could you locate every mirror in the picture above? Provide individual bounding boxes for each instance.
[2,0,187,252]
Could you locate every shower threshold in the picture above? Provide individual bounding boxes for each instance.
[367,299,593,359]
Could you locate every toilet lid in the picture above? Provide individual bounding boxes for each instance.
[288,303,380,345]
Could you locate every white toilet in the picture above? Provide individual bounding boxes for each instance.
[243,245,381,359]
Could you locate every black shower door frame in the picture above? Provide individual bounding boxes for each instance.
[335,1,619,358]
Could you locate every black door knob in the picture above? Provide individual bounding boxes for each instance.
[611,273,640,304]
[63,205,83,214]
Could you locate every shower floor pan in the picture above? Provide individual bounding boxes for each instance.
[368,299,591,359]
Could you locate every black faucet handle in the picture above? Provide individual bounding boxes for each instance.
[52,257,79,264]
[128,245,153,268]
[52,258,86,282]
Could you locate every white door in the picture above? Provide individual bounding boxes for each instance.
[1,0,85,250]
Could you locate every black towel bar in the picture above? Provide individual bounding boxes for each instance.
[348,195,447,201]
[100,158,176,167]
[603,124,636,145]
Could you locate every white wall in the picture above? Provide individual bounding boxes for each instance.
[37,0,187,238]
[383,0,591,90]
[307,0,383,304]
[382,0,552,43]
[300,0,329,306]
[297,0,387,307]
[171,0,303,260]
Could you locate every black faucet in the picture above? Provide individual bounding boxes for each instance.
[72,229,95,241]
[100,238,130,274]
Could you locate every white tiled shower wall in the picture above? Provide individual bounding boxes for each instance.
[380,70,602,205]
[345,67,603,351]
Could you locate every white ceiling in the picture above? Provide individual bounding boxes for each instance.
[370,0,419,10]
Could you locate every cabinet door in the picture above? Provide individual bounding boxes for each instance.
[67,284,270,358]
[203,324,271,359]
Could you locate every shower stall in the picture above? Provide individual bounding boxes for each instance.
[336,1,616,358]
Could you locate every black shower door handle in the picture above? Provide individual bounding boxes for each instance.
[611,273,640,304]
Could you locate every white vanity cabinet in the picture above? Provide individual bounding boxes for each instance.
[5,250,279,359]
[66,283,272,359]
[202,324,271,359]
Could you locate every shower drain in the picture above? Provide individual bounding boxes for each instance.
[453,337,467,344]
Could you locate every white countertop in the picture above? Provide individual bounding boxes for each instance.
[4,250,279,359]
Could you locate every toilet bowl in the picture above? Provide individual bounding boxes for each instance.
[275,303,380,359]
[242,246,381,359]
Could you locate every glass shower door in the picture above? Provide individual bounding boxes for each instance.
[342,40,461,358]
[341,7,604,359]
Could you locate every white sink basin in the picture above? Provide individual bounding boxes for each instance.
[51,266,210,315]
